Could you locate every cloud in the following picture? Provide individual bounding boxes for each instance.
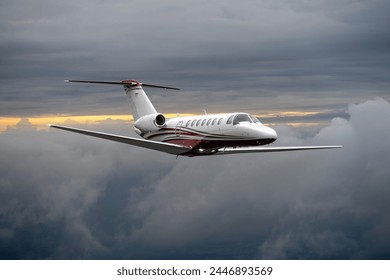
[1,97,390,259]
[122,97,390,259]
[1,0,390,260]
[1,0,390,117]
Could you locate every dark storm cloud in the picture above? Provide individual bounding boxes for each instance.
[1,0,390,116]
[1,98,390,259]
[0,119,176,258]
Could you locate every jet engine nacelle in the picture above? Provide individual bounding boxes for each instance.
[134,113,166,134]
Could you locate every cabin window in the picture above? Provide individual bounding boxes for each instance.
[233,114,252,125]
[191,120,196,127]
[218,118,223,125]
[207,119,212,126]
[226,115,234,124]
[186,120,191,127]
[201,119,207,126]
[196,119,201,126]
[212,118,217,125]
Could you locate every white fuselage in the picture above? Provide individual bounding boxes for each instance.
[138,112,278,156]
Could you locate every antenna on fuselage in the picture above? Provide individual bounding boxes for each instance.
[203,109,207,115]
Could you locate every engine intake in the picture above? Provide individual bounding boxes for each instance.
[134,113,166,134]
[154,114,165,127]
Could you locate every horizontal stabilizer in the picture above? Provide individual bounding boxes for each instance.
[48,124,191,155]
[65,80,180,90]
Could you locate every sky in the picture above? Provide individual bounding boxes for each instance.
[1,0,390,259]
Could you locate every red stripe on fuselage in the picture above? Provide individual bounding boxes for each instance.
[146,127,246,141]
[165,139,202,148]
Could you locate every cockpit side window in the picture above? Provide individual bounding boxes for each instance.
[233,114,252,125]
[226,115,234,125]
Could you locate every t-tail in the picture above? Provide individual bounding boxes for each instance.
[65,79,179,135]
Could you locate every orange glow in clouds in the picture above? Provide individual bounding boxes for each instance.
[0,115,129,132]
[0,111,325,133]
[0,113,193,132]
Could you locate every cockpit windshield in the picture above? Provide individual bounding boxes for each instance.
[233,113,252,125]
[250,115,262,124]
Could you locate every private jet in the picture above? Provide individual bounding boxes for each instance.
[49,80,341,157]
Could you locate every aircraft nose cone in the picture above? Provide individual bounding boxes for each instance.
[253,126,277,144]
[267,127,277,140]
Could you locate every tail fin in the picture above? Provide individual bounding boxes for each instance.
[123,81,157,120]
[65,79,179,121]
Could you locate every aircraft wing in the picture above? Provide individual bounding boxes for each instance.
[48,125,191,155]
[216,145,342,155]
